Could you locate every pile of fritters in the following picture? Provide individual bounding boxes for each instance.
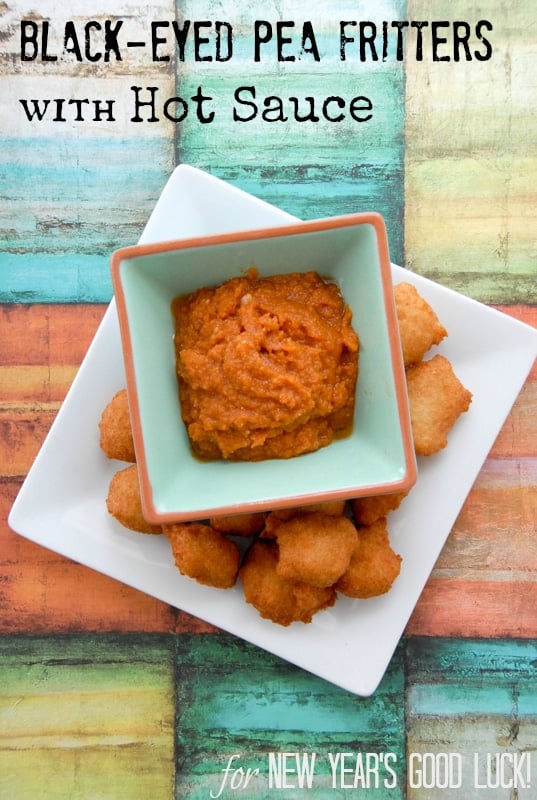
[100,281,472,626]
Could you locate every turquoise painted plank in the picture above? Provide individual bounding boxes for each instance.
[218,170,404,263]
[0,254,112,303]
[407,638,537,685]
[409,683,537,718]
[407,638,537,717]
[405,638,537,799]
[175,634,406,799]
[0,136,171,302]
[176,0,406,265]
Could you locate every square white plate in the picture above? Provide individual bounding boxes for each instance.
[9,165,537,696]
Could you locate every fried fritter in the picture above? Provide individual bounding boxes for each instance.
[394,282,447,367]
[209,512,266,537]
[240,541,337,626]
[262,500,347,538]
[351,490,409,526]
[99,389,136,462]
[106,464,162,534]
[273,511,358,588]
[336,518,402,599]
[406,354,472,456]
[164,522,240,589]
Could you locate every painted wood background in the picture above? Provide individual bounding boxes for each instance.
[1,0,536,797]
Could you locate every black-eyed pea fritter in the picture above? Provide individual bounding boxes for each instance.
[240,540,337,626]
[271,511,358,589]
[406,354,472,456]
[164,522,240,590]
[98,389,136,463]
[336,517,402,599]
[394,282,447,367]
[106,464,162,535]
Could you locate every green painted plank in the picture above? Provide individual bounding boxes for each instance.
[0,634,175,800]
[175,633,406,799]
[404,0,537,303]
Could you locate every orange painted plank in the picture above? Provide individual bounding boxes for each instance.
[490,378,537,458]
[406,578,537,639]
[407,452,537,638]
[1,304,106,366]
[0,558,176,635]
[493,304,537,328]
[0,404,58,479]
[2,304,534,638]
[2,480,176,634]
[448,487,537,571]
[0,366,78,403]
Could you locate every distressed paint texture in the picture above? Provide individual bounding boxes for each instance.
[1,302,534,641]
[406,638,537,799]
[0,0,536,798]
[0,1,176,303]
[0,634,176,800]
[175,0,406,265]
[175,634,406,799]
[2,635,535,798]
[404,0,537,303]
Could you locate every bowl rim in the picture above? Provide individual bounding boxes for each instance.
[111,211,417,523]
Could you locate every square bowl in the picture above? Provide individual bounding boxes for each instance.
[111,212,417,524]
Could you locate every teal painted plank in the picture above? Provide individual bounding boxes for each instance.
[0,254,112,303]
[407,638,537,717]
[175,634,406,799]
[218,169,404,263]
[176,0,406,265]
[0,136,172,302]
[406,638,537,799]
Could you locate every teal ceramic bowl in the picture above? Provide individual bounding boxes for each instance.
[111,213,417,524]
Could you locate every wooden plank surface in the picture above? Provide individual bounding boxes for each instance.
[406,637,537,799]
[2,303,535,639]
[405,0,537,303]
[1,0,175,303]
[0,0,536,797]
[176,0,406,264]
[175,634,406,798]
[0,634,175,800]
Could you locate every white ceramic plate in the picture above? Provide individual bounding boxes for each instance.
[9,165,537,696]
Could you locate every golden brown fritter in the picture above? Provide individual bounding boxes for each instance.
[209,512,266,537]
[106,464,162,534]
[240,541,337,626]
[394,282,447,367]
[336,518,402,599]
[99,389,136,462]
[406,354,472,456]
[273,511,358,588]
[261,500,347,538]
[164,522,240,589]
[351,490,409,526]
